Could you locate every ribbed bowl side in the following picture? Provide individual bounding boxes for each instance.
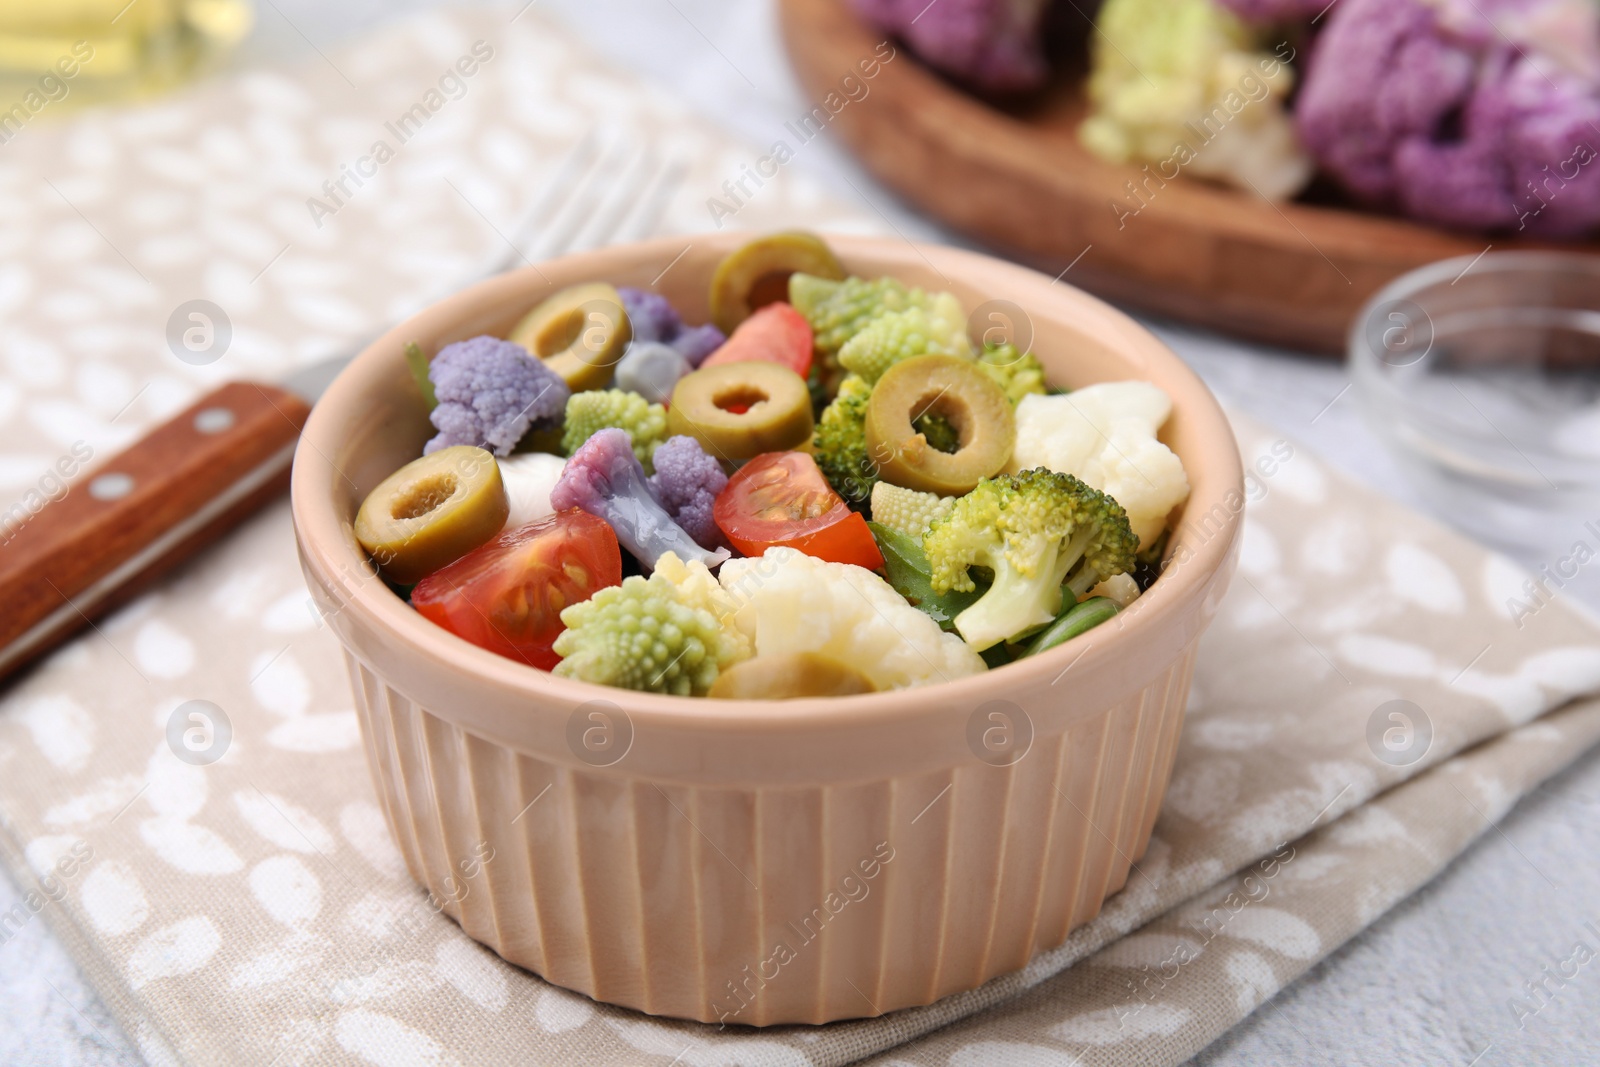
[343,641,1199,1025]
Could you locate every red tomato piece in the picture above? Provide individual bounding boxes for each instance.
[714,452,885,570]
[412,509,621,669]
[700,302,813,380]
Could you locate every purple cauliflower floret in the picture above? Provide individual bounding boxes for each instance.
[551,428,729,571]
[618,286,682,344]
[424,336,570,456]
[647,435,728,550]
[1297,0,1600,235]
[854,0,1054,93]
[668,323,726,367]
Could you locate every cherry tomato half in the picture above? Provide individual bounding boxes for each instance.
[714,452,884,570]
[700,301,813,381]
[412,508,621,670]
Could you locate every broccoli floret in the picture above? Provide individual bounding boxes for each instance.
[561,389,668,471]
[553,551,750,696]
[977,342,1047,404]
[913,412,961,454]
[424,336,570,456]
[617,286,683,344]
[869,482,954,539]
[551,428,729,571]
[811,374,878,507]
[922,469,1138,650]
[647,435,728,550]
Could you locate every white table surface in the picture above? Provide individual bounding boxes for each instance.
[3,3,1597,1064]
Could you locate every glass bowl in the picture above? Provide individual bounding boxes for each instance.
[1350,252,1600,561]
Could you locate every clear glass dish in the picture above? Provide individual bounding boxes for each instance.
[1350,252,1600,561]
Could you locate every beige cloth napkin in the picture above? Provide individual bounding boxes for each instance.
[2,9,1599,1066]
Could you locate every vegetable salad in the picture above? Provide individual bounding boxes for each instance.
[354,232,1191,699]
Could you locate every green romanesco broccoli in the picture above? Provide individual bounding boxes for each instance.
[811,374,878,507]
[836,293,973,384]
[552,552,751,696]
[870,482,954,539]
[561,389,667,471]
[790,274,973,364]
[922,468,1138,651]
[977,343,1048,404]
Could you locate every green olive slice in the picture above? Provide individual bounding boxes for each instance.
[666,362,815,461]
[354,445,509,585]
[507,282,631,392]
[708,231,845,335]
[708,653,876,699]
[864,355,1015,496]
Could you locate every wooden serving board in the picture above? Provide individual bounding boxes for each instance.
[779,0,1596,354]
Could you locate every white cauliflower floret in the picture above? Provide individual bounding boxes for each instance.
[1007,382,1190,548]
[497,452,567,531]
[717,547,985,690]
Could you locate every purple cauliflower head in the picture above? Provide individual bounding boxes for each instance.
[1297,0,1600,235]
[853,0,1054,93]
[647,435,729,550]
[618,286,683,345]
[424,336,570,456]
[551,428,729,571]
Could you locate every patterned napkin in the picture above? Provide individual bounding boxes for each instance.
[2,8,1599,1066]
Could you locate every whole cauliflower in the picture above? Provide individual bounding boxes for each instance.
[1080,0,1313,200]
[717,547,986,690]
[1007,382,1190,548]
[1295,0,1600,234]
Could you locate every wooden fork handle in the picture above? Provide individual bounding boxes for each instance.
[0,381,311,683]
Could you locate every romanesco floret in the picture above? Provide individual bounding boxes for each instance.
[977,342,1047,404]
[553,551,751,696]
[870,481,954,539]
[837,293,973,384]
[425,336,570,456]
[717,547,985,689]
[923,469,1138,650]
[790,274,971,364]
[561,389,668,471]
[1007,382,1191,547]
[811,374,878,507]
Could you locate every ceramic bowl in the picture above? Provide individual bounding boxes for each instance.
[291,233,1243,1025]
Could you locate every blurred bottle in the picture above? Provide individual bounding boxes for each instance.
[0,0,252,113]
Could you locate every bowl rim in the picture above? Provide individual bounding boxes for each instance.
[291,233,1244,735]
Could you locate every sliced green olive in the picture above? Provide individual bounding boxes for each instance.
[507,282,631,392]
[708,653,876,699]
[354,445,509,584]
[864,355,1015,495]
[708,231,845,335]
[666,362,814,461]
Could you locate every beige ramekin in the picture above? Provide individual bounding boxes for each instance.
[291,234,1243,1026]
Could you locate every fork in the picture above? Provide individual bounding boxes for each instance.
[0,131,686,682]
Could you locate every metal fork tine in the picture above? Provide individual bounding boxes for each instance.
[527,136,632,261]
[485,128,603,277]
[568,144,660,253]
[615,154,687,245]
